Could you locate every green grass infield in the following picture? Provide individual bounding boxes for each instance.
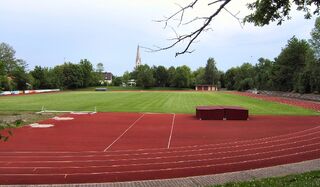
[0,91,318,115]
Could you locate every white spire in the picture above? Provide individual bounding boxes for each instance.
[135,45,142,68]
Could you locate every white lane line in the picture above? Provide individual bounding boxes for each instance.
[1,142,319,170]
[103,113,145,152]
[167,113,176,149]
[0,149,319,176]
[1,129,320,159]
[1,137,319,164]
[1,125,319,155]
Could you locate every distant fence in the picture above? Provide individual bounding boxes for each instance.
[0,89,60,96]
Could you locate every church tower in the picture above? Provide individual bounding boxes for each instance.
[135,45,142,68]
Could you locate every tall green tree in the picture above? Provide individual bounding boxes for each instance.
[30,66,48,89]
[224,68,237,90]
[61,63,84,89]
[0,43,29,90]
[135,65,155,88]
[254,58,274,90]
[193,67,205,85]
[153,65,168,87]
[79,59,93,87]
[122,71,131,85]
[174,65,192,88]
[204,58,219,85]
[273,36,315,92]
[309,17,320,58]
[234,63,255,91]
[167,66,176,87]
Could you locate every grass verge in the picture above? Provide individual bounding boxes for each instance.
[212,170,320,187]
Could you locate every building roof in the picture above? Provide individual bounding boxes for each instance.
[104,72,113,80]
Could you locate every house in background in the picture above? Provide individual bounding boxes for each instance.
[195,85,217,91]
[103,72,113,84]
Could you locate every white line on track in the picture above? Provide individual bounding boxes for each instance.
[1,142,319,170]
[1,125,320,155]
[0,149,319,176]
[103,113,145,152]
[1,136,319,164]
[1,129,320,159]
[167,113,176,149]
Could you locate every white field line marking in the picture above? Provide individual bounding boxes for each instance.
[1,125,320,155]
[0,149,319,176]
[1,136,319,164]
[167,113,176,149]
[1,142,319,170]
[144,112,175,115]
[2,129,320,159]
[103,113,145,152]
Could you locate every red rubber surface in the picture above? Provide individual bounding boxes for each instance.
[0,112,319,185]
[229,91,320,111]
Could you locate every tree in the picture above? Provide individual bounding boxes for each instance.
[224,68,237,90]
[79,59,93,87]
[310,16,320,58]
[167,66,176,87]
[0,43,29,90]
[234,63,255,91]
[96,63,104,73]
[154,0,320,56]
[30,66,48,89]
[174,65,192,88]
[61,63,84,89]
[204,58,219,85]
[0,42,17,74]
[273,36,315,92]
[135,65,155,88]
[112,76,123,86]
[254,58,274,90]
[122,71,131,85]
[193,67,206,85]
[245,0,320,26]
[224,63,255,91]
[153,66,168,87]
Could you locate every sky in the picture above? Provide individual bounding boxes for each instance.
[0,0,317,76]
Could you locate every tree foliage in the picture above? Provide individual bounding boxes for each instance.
[135,65,155,88]
[0,43,29,91]
[153,65,169,87]
[174,65,192,88]
[273,36,315,92]
[204,58,219,85]
[310,16,320,58]
[245,0,320,26]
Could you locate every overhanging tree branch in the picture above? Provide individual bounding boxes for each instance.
[150,0,320,57]
[151,0,232,57]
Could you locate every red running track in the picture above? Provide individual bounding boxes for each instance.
[0,112,319,184]
[229,91,320,111]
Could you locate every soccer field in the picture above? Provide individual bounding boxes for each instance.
[0,91,318,115]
